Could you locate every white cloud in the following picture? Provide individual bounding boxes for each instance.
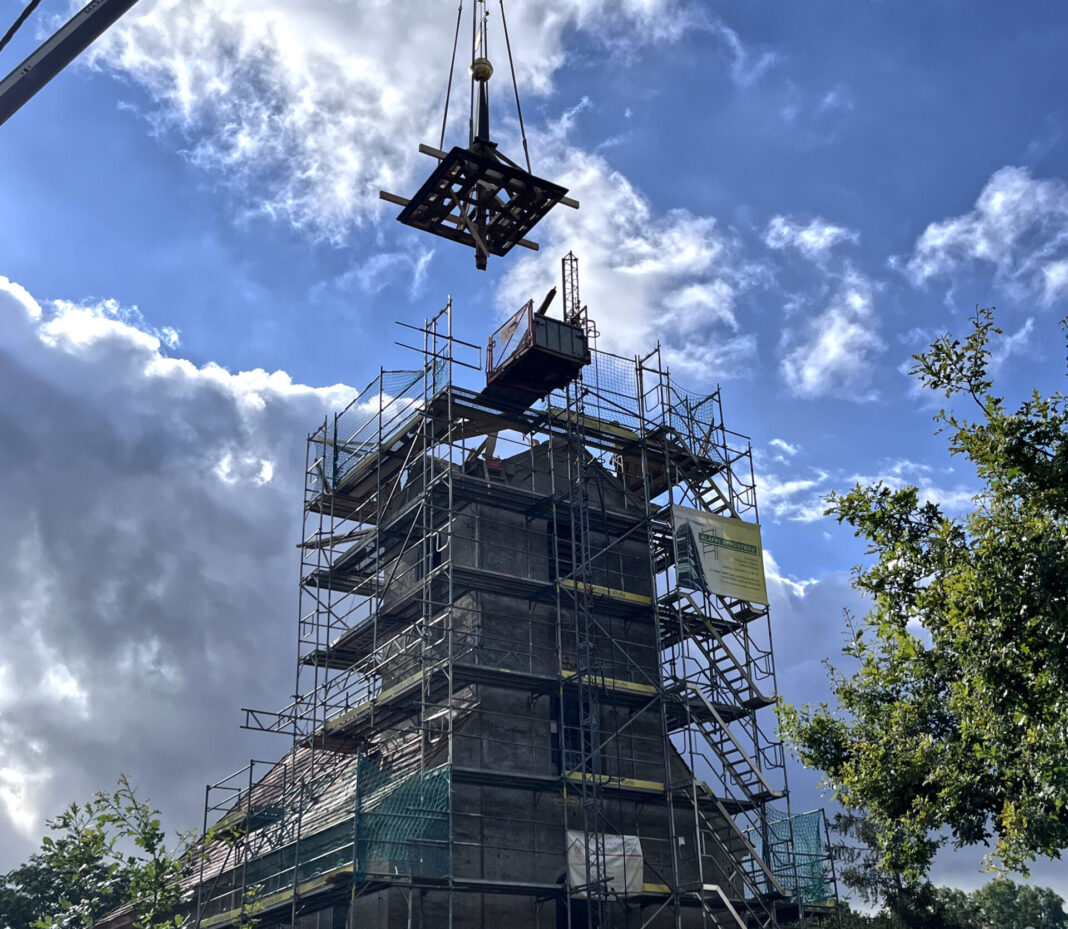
[0,274,354,867]
[989,316,1035,370]
[43,664,89,713]
[769,438,800,458]
[712,21,780,87]
[763,549,817,599]
[76,0,780,381]
[661,280,740,330]
[757,469,832,523]
[47,295,182,349]
[88,0,694,241]
[780,268,884,400]
[0,765,47,839]
[662,333,759,383]
[817,84,855,115]
[846,459,976,513]
[328,245,436,298]
[757,456,976,527]
[764,214,859,263]
[1042,257,1068,304]
[762,558,864,704]
[904,166,1068,305]
[496,104,762,379]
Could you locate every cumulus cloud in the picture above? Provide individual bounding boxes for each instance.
[87,0,694,241]
[779,268,884,400]
[758,470,832,523]
[1042,257,1068,304]
[764,214,858,263]
[847,459,976,512]
[0,275,353,868]
[496,102,763,379]
[903,166,1068,305]
[75,0,780,383]
[762,551,863,712]
[757,457,976,526]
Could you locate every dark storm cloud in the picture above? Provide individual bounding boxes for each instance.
[0,278,353,867]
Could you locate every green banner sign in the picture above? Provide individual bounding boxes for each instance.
[672,506,769,605]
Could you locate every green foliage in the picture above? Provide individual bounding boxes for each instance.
[781,308,1068,877]
[1,798,129,929]
[95,775,192,929]
[930,887,980,929]
[0,776,193,929]
[971,878,1068,929]
[827,810,976,929]
[802,809,1066,929]
[829,878,1068,929]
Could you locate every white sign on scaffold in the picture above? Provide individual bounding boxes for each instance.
[566,831,644,897]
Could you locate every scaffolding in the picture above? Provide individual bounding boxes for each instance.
[189,258,838,929]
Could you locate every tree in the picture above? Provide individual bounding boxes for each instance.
[930,888,980,929]
[971,878,1068,929]
[827,809,976,929]
[781,308,1068,877]
[822,812,1066,929]
[0,776,193,929]
[94,775,191,929]
[0,798,129,929]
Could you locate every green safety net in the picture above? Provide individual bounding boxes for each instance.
[765,809,832,905]
[235,761,450,905]
[355,760,450,881]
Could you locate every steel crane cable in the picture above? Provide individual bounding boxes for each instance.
[436,0,530,174]
[439,0,463,151]
[0,0,46,57]
[497,0,531,173]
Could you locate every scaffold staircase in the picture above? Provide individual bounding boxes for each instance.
[636,348,807,925]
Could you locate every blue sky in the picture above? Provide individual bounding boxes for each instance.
[1,0,1066,898]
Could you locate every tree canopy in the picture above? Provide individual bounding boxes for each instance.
[0,776,192,929]
[782,309,1068,876]
[832,878,1068,929]
[825,810,1067,929]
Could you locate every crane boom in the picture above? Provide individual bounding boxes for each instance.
[0,0,141,128]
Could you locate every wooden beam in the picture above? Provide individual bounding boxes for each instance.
[418,142,448,160]
[379,190,410,207]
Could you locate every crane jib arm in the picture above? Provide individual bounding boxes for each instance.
[0,0,142,128]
